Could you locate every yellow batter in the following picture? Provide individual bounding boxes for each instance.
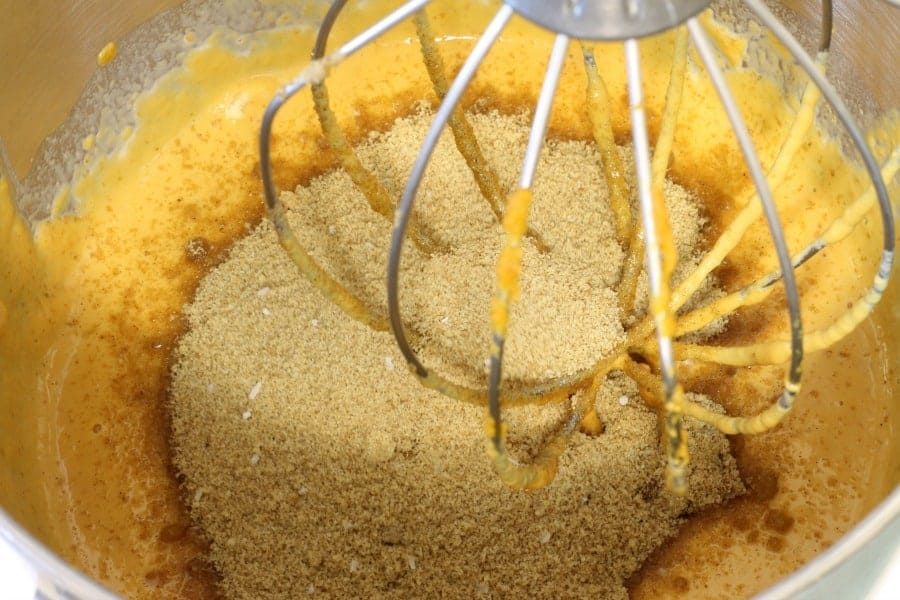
[0,1,897,598]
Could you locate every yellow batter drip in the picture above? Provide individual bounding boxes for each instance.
[97,41,118,66]
[269,202,390,331]
[414,11,508,239]
[583,46,632,249]
[669,57,825,313]
[677,146,900,338]
[310,82,397,225]
[1,2,898,598]
[484,187,573,487]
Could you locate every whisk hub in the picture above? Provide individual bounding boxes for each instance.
[505,0,710,40]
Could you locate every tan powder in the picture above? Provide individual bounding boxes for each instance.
[169,109,743,599]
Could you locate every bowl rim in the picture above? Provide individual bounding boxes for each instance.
[1,486,899,598]
[757,485,900,598]
[0,506,118,599]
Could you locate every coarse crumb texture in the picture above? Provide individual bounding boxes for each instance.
[169,109,743,599]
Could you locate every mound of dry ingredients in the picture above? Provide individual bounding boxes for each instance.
[169,109,744,599]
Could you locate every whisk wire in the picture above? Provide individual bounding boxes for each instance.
[687,15,804,421]
[666,57,824,322]
[260,0,433,226]
[745,0,895,289]
[676,146,900,338]
[388,4,514,377]
[258,0,448,335]
[625,37,690,494]
[488,33,570,447]
[665,0,896,392]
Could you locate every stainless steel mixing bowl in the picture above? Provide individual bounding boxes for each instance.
[1,0,897,597]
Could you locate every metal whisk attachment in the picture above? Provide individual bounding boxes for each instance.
[259,0,896,494]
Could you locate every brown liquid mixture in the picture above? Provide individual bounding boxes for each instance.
[0,2,897,598]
